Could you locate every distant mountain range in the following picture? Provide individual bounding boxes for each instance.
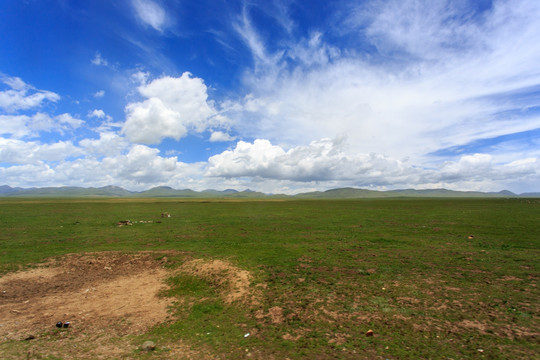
[1,185,539,198]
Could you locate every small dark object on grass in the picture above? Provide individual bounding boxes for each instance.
[142,340,156,351]
[117,220,132,227]
[24,335,35,340]
[366,330,374,337]
[56,322,63,328]
[63,321,70,328]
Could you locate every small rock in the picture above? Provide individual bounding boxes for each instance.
[366,330,374,337]
[24,335,35,341]
[142,340,156,351]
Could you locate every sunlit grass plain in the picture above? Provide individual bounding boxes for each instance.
[1,198,538,359]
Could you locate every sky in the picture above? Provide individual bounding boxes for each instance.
[1,0,539,194]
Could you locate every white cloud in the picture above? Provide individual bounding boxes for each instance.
[1,134,538,194]
[207,137,415,184]
[49,145,187,190]
[209,131,236,142]
[91,52,109,66]
[79,132,129,157]
[205,137,540,193]
[0,138,82,165]
[0,163,57,187]
[233,6,283,70]
[93,90,105,98]
[132,0,167,32]
[28,113,83,134]
[436,153,540,183]
[3,76,26,90]
[0,140,200,191]
[131,71,149,85]
[123,97,185,144]
[54,113,84,129]
[1,2,539,195]
[122,73,223,144]
[89,109,106,118]
[0,113,83,138]
[0,114,31,138]
[228,0,540,168]
[0,76,60,112]
[286,32,340,67]
[88,109,119,132]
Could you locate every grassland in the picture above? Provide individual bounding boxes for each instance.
[0,198,538,359]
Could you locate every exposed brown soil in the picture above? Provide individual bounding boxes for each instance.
[0,252,220,359]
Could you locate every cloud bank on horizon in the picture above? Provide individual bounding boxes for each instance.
[0,0,539,194]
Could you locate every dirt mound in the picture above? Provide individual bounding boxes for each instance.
[178,258,255,304]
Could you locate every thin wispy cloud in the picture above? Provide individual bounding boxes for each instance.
[90,52,109,67]
[230,0,540,162]
[93,90,105,98]
[131,0,167,32]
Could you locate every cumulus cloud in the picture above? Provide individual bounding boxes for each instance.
[131,71,150,85]
[122,72,223,144]
[0,140,200,190]
[56,145,187,189]
[0,138,82,165]
[0,76,60,112]
[207,137,415,184]
[79,132,129,157]
[0,113,83,138]
[132,0,167,32]
[205,137,540,193]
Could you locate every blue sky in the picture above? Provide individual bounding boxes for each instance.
[1,0,539,194]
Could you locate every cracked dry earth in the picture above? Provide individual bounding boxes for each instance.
[0,252,221,359]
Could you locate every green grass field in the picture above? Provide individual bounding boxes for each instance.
[0,198,538,359]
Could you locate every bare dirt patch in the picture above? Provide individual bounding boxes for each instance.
[0,252,218,359]
[255,306,284,324]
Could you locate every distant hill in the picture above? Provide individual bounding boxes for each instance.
[0,185,133,197]
[519,192,540,198]
[137,186,202,197]
[1,185,538,198]
[0,185,23,194]
[295,187,522,198]
[295,187,393,198]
